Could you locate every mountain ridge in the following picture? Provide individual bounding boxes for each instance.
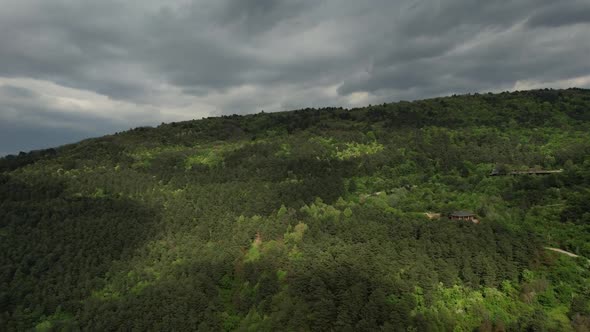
[1,88,590,331]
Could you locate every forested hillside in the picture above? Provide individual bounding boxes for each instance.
[1,89,590,331]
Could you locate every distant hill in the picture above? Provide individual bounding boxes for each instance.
[1,89,590,331]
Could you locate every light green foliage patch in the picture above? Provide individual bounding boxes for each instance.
[335,141,384,160]
[91,285,121,300]
[275,143,291,158]
[185,142,246,169]
[300,198,342,221]
[127,146,186,169]
[34,311,73,332]
[185,148,225,169]
[245,242,261,262]
[35,321,52,332]
[307,136,384,160]
[221,312,241,332]
[343,207,353,218]
[288,245,304,261]
[284,222,308,244]
[414,283,527,331]
[130,280,152,295]
[276,269,287,282]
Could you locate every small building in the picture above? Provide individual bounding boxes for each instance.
[449,211,479,224]
[489,169,504,176]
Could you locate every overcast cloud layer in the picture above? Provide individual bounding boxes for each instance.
[1,0,590,155]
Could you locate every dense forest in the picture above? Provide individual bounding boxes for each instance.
[1,88,590,331]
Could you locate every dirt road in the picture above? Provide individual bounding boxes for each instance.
[544,247,579,257]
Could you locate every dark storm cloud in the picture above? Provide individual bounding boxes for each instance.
[216,0,314,34]
[0,81,155,156]
[527,2,590,28]
[0,122,97,156]
[0,84,123,133]
[0,85,37,99]
[337,0,590,97]
[1,0,590,153]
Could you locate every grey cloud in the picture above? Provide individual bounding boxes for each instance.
[527,2,590,28]
[2,0,588,101]
[0,123,90,156]
[1,0,590,153]
[0,1,152,102]
[337,0,590,98]
[0,84,118,132]
[396,0,552,37]
[0,85,112,157]
[0,85,38,98]
[0,83,158,156]
[0,101,125,157]
[216,0,315,34]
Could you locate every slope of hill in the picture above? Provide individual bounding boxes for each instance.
[1,89,590,331]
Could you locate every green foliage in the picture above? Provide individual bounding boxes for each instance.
[1,89,590,330]
[244,245,261,262]
[185,148,225,169]
[335,141,384,160]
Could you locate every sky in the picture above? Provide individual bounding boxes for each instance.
[1,0,590,156]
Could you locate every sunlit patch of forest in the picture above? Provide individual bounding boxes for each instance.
[1,89,590,331]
